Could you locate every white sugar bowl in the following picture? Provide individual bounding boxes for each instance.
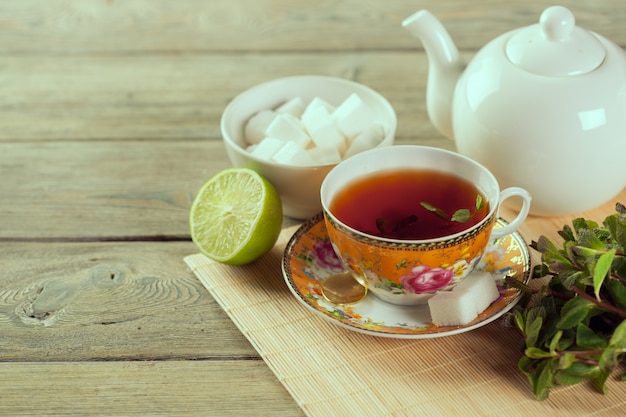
[221,75,397,219]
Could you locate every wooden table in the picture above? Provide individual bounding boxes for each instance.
[1,1,625,416]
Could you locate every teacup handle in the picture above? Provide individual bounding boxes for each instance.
[490,187,532,240]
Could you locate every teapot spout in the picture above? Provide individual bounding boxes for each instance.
[403,10,464,140]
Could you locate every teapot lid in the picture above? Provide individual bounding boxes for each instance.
[505,6,605,76]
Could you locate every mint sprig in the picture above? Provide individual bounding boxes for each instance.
[420,194,485,223]
[375,195,485,237]
[509,202,626,400]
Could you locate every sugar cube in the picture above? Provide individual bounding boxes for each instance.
[276,97,305,118]
[453,271,501,314]
[301,97,335,123]
[250,137,286,160]
[307,145,342,165]
[244,94,385,165]
[428,271,500,326]
[300,105,346,153]
[265,114,311,148]
[344,121,385,158]
[332,93,375,139]
[272,141,316,165]
[244,110,277,145]
[428,290,477,326]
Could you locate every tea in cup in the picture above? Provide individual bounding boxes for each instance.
[320,145,531,305]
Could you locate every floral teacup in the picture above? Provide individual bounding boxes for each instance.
[320,145,532,305]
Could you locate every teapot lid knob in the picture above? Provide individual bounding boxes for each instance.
[505,6,605,76]
[540,5,575,41]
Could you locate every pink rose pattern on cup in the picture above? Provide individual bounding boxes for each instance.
[312,239,345,273]
[400,265,454,294]
[303,235,511,298]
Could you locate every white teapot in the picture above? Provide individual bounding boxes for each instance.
[403,6,626,216]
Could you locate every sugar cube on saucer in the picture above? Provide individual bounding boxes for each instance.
[428,290,476,326]
[428,271,500,326]
[454,270,501,313]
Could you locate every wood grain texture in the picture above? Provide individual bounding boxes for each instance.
[0,0,623,54]
[0,141,222,238]
[0,136,448,239]
[0,52,437,142]
[0,361,303,417]
[0,241,259,360]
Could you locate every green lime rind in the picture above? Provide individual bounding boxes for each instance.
[189,168,283,265]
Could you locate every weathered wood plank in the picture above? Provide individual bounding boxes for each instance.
[0,241,261,360]
[0,360,303,417]
[0,0,623,54]
[0,52,436,142]
[0,141,220,239]
[0,140,450,240]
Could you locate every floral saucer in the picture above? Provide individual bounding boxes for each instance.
[281,213,531,339]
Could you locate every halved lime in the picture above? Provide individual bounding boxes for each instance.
[189,168,283,265]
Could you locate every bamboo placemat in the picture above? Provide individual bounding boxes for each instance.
[184,225,626,417]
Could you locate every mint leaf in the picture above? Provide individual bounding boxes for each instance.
[593,370,611,394]
[420,202,448,220]
[577,228,606,250]
[525,315,543,347]
[533,359,555,401]
[604,211,626,252]
[421,194,484,224]
[525,347,553,359]
[475,194,484,210]
[451,208,471,223]
[558,352,576,370]
[576,323,608,350]
[606,277,626,310]
[608,319,626,349]
[593,249,616,300]
[555,367,587,386]
[375,217,387,234]
[557,296,594,329]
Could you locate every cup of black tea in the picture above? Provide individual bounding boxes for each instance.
[320,145,531,306]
